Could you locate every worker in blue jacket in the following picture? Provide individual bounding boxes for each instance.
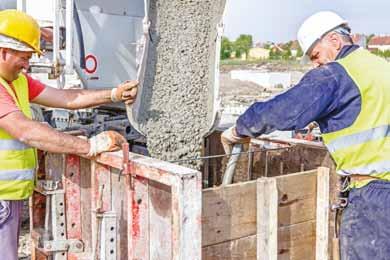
[221,11,390,260]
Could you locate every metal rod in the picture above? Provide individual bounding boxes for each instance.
[265,151,269,177]
[65,0,74,73]
[168,147,287,163]
[247,145,254,181]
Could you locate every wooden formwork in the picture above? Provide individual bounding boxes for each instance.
[202,167,330,260]
[31,150,202,260]
[31,136,338,259]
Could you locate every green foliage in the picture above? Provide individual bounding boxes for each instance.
[220,34,253,60]
[234,34,253,58]
[220,37,233,60]
[372,49,390,58]
[366,34,375,46]
[269,48,282,60]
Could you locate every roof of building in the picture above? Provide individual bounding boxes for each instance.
[368,36,390,46]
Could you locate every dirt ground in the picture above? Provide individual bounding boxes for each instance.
[219,61,310,108]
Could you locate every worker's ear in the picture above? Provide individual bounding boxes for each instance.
[326,32,343,51]
[0,48,6,61]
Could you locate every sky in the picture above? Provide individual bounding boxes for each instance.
[223,0,390,43]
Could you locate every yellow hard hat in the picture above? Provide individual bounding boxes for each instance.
[0,9,42,55]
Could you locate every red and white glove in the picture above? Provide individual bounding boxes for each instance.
[111,80,138,105]
[87,131,127,157]
[221,126,250,154]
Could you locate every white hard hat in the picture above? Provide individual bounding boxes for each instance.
[297,11,348,60]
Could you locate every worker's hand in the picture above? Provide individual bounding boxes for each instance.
[111,80,138,105]
[221,126,250,154]
[87,131,127,157]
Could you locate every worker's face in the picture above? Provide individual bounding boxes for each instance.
[309,32,343,67]
[0,48,32,81]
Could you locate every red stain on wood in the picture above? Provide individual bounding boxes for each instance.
[132,196,140,238]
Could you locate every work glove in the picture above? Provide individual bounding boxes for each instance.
[221,126,250,154]
[111,80,138,105]
[87,131,127,157]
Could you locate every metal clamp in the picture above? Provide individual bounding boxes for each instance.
[118,143,136,186]
[35,180,64,195]
[42,239,84,253]
[331,197,348,211]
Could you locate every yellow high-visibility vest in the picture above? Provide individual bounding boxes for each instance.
[0,74,36,200]
[322,48,390,181]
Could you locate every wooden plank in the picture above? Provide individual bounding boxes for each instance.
[278,197,315,227]
[202,170,318,247]
[278,221,316,260]
[276,170,317,227]
[64,155,82,239]
[315,167,330,260]
[64,155,82,260]
[149,180,172,259]
[79,158,92,252]
[202,181,257,246]
[111,168,129,260]
[173,174,202,260]
[202,221,315,260]
[128,176,150,259]
[275,170,317,199]
[257,178,278,260]
[202,235,257,260]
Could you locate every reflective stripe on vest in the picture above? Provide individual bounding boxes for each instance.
[0,169,35,181]
[322,48,390,176]
[338,161,390,176]
[0,74,36,200]
[327,125,390,153]
[0,139,30,151]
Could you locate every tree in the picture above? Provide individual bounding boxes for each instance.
[366,34,375,47]
[220,37,233,59]
[234,34,253,58]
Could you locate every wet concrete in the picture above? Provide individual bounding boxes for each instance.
[136,0,226,169]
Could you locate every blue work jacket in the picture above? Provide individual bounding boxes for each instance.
[236,44,362,137]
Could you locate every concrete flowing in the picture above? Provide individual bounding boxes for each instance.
[134,0,226,169]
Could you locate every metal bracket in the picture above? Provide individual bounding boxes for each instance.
[331,198,348,211]
[118,143,136,186]
[100,212,117,260]
[93,212,117,260]
[43,239,84,253]
[35,180,64,195]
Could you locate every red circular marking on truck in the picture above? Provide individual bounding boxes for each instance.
[85,54,98,74]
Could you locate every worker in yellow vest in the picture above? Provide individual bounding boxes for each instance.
[0,10,138,259]
[222,11,389,260]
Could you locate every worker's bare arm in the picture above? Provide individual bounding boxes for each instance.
[32,80,138,109]
[0,111,90,155]
[31,86,112,110]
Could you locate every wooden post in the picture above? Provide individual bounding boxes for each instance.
[316,167,330,260]
[257,177,278,260]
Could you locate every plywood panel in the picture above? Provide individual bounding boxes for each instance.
[202,181,257,246]
[278,221,316,260]
[202,170,317,247]
[79,158,92,252]
[111,168,129,260]
[202,235,257,260]
[202,221,316,260]
[149,180,172,259]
